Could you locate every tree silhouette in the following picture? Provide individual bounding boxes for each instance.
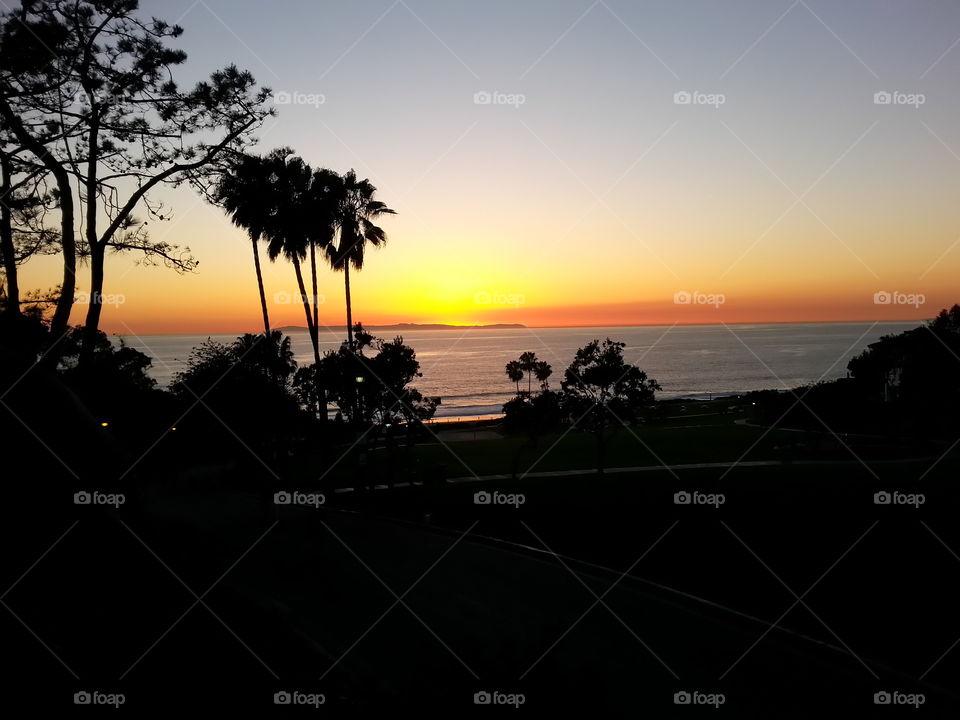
[213,151,288,335]
[560,338,660,473]
[534,359,553,391]
[505,352,551,397]
[519,351,537,395]
[930,304,960,333]
[505,360,523,396]
[257,151,329,419]
[170,332,303,456]
[0,0,272,362]
[0,150,59,321]
[323,170,395,349]
[315,327,437,427]
[0,8,75,345]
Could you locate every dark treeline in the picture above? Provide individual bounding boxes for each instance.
[746,305,960,450]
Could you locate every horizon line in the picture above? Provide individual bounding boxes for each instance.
[104,317,928,337]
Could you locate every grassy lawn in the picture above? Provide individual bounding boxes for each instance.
[289,398,931,488]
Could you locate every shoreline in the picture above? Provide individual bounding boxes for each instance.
[426,393,749,426]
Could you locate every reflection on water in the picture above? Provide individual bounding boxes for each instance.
[116,322,917,420]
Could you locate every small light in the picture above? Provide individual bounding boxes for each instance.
[100,422,109,428]
[170,427,177,432]
[355,376,365,383]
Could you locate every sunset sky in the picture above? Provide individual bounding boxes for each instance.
[18,0,960,333]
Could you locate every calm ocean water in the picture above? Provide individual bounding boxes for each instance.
[119,322,916,420]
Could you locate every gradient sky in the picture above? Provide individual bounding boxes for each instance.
[18,0,960,332]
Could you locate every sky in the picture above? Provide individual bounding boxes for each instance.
[17,0,960,332]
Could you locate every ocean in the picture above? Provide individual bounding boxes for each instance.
[118,322,916,420]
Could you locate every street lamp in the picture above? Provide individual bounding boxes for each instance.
[355,376,365,424]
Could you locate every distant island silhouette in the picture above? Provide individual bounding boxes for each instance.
[276,323,527,331]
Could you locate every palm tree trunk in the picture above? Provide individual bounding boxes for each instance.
[309,240,319,337]
[252,239,270,335]
[307,243,327,423]
[344,263,354,349]
[294,256,326,422]
[293,257,319,362]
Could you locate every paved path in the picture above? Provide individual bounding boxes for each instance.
[251,508,954,713]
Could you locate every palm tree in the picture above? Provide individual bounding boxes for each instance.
[324,170,396,349]
[307,167,343,339]
[232,330,296,385]
[534,360,552,391]
[519,351,537,395]
[254,151,330,421]
[214,150,286,335]
[259,153,321,363]
[505,360,523,396]
[217,149,334,421]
